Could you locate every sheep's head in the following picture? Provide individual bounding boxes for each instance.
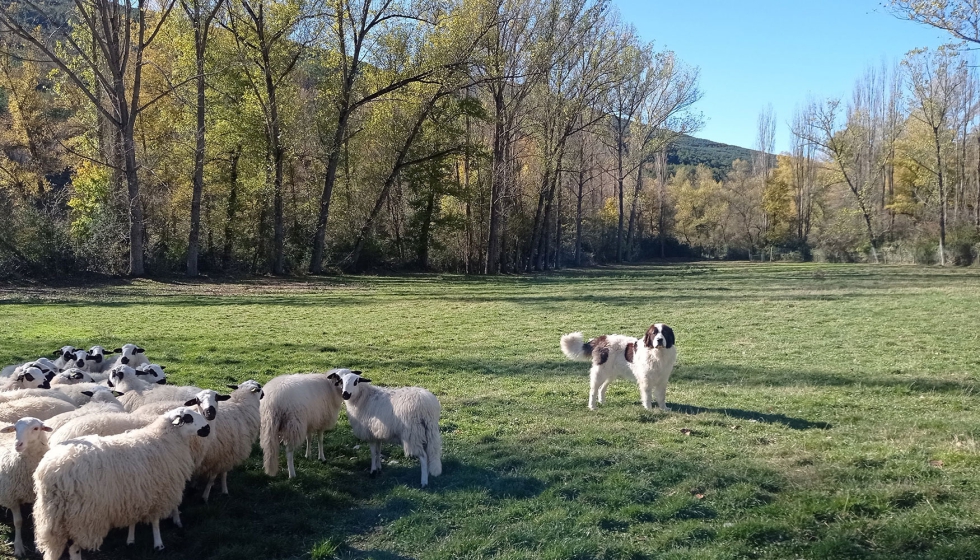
[107,364,137,388]
[227,380,263,399]
[15,366,50,389]
[64,349,89,369]
[184,389,230,421]
[80,386,124,403]
[54,345,76,361]
[328,370,369,401]
[86,345,111,364]
[135,363,166,384]
[55,368,93,384]
[164,407,210,437]
[0,417,52,452]
[111,343,145,365]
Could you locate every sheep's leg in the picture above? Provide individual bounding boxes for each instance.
[11,503,23,556]
[419,450,429,488]
[370,442,382,474]
[126,524,136,545]
[151,518,164,551]
[304,437,311,459]
[202,475,216,502]
[286,447,297,478]
[317,431,326,461]
[68,543,82,560]
[171,507,182,528]
[221,471,229,494]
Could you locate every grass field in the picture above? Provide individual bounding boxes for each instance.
[1,262,980,560]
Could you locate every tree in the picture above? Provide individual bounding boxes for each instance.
[180,0,225,276]
[888,0,980,44]
[903,46,966,265]
[0,0,180,275]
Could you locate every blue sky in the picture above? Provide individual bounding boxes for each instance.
[613,0,952,153]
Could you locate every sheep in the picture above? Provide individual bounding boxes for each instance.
[50,368,95,385]
[0,417,52,557]
[333,370,443,488]
[33,407,212,559]
[51,346,77,370]
[197,381,262,501]
[47,410,150,446]
[0,365,52,391]
[45,382,110,406]
[0,396,76,423]
[0,388,75,406]
[104,343,149,370]
[44,388,125,432]
[260,370,345,478]
[79,345,114,374]
[135,363,167,385]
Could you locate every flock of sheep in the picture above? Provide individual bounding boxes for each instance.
[0,345,443,560]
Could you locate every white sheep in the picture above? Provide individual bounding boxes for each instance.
[50,368,95,385]
[48,382,110,406]
[81,345,114,374]
[0,365,51,391]
[44,388,125,432]
[51,346,77,370]
[0,396,76,423]
[197,381,262,501]
[0,388,75,406]
[104,343,149,370]
[333,370,443,487]
[134,363,167,385]
[33,407,211,559]
[0,417,52,557]
[259,370,345,478]
[47,410,149,446]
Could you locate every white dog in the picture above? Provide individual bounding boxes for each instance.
[560,323,677,411]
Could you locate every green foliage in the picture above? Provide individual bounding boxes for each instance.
[668,135,763,180]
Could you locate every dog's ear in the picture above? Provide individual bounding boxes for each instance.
[643,325,658,348]
[662,325,675,349]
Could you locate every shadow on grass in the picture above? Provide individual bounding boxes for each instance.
[669,402,832,430]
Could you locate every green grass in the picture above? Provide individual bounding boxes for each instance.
[2,262,980,559]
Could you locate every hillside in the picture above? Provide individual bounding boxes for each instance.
[667,134,766,179]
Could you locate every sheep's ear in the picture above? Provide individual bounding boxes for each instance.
[327,373,339,381]
[135,371,150,376]
[112,391,124,397]
[45,372,56,381]
[259,390,265,399]
[51,349,60,356]
[112,348,123,353]
[0,425,14,433]
[226,384,239,390]
[358,377,371,384]
[41,425,53,432]
[135,347,145,354]
[81,391,94,397]
[351,370,362,375]
[156,379,166,385]
[39,380,50,389]
[216,394,232,401]
[159,365,166,369]
[104,349,116,355]
[184,398,200,406]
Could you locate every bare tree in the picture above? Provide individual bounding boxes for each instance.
[888,0,980,44]
[0,0,180,275]
[755,103,775,258]
[904,46,967,265]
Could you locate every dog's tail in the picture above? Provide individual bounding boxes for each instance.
[560,332,593,362]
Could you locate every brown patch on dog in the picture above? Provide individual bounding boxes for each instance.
[624,341,636,363]
[643,325,659,348]
[588,335,610,365]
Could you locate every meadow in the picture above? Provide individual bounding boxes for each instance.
[1,262,979,560]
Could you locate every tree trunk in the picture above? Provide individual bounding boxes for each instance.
[625,162,644,259]
[485,90,506,274]
[935,130,946,266]
[186,38,207,277]
[222,147,241,269]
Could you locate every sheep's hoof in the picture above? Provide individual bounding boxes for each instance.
[155,545,165,552]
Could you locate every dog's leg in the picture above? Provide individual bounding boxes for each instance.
[637,374,652,410]
[588,367,601,410]
[654,383,669,412]
[598,378,613,405]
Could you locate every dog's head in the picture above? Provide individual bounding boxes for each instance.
[643,323,674,349]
